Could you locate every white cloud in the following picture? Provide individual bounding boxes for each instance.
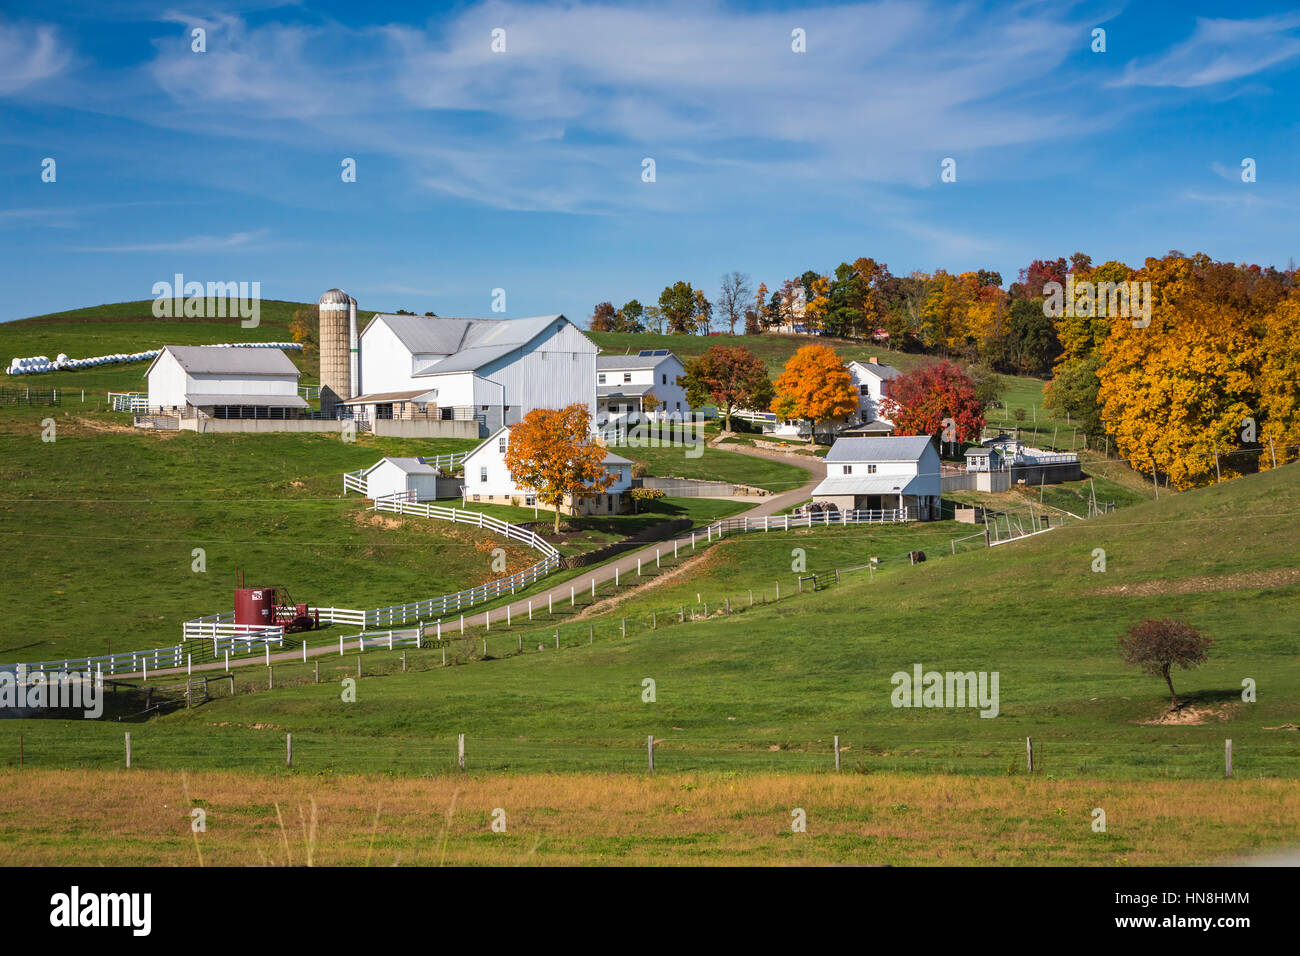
[1114,13,1300,88]
[121,1,1094,212]
[75,229,271,253]
[0,20,72,95]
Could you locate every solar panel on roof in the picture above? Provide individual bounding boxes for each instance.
[637,349,670,357]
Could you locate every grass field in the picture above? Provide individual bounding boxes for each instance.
[2,769,1294,866]
[608,440,812,492]
[6,465,1298,786]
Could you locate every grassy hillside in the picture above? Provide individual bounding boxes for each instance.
[8,464,1297,782]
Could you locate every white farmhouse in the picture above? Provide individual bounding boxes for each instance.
[360,457,459,502]
[842,358,902,436]
[811,435,942,520]
[595,350,689,428]
[145,345,307,419]
[342,314,596,435]
[460,426,633,515]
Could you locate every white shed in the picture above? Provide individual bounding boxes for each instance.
[362,457,445,502]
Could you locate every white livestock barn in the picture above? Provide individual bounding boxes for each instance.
[344,314,597,435]
[361,457,458,502]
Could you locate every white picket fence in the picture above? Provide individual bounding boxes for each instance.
[703,509,911,537]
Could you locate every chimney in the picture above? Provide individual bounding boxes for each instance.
[868,356,878,364]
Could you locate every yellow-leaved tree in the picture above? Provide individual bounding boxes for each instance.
[504,404,613,531]
[1259,292,1300,467]
[1097,254,1269,488]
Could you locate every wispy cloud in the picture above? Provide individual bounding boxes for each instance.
[120,1,1095,212]
[75,229,272,253]
[1114,13,1300,88]
[0,19,73,95]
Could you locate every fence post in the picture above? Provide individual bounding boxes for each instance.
[339,635,344,656]
[652,611,656,630]
[314,661,319,683]
[286,733,292,768]
[225,650,229,671]
[402,652,407,672]
[458,733,465,771]
[679,605,684,622]
[834,735,840,772]
[528,600,533,621]
[555,631,559,649]
[656,549,660,569]
[1026,736,1034,773]
[647,734,655,772]
[1225,739,1232,778]
[775,581,780,600]
[621,618,626,638]
[125,732,131,768]
[268,666,274,690]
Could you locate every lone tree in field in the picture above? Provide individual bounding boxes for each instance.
[504,404,613,532]
[770,343,858,442]
[681,345,773,432]
[1118,618,1213,709]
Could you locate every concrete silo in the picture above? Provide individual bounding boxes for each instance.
[318,288,358,416]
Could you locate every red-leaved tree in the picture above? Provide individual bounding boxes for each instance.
[880,360,985,448]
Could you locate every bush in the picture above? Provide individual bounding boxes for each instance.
[631,462,648,478]
[1013,407,1027,421]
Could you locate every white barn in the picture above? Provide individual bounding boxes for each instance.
[596,350,690,428]
[460,426,634,515]
[811,435,942,520]
[144,345,307,419]
[343,314,596,435]
[361,457,458,502]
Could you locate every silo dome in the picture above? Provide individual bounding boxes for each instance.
[319,288,351,308]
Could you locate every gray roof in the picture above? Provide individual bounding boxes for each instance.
[596,353,679,371]
[155,345,299,376]
[602,451,634,466]
[185,392,309,408]
[365,457,439,476]
[366,314,575,375]
[824,435,934,463]
[852,361,902,380]
[597,382,653,398]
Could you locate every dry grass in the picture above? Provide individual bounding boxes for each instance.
[2,769,1296,866]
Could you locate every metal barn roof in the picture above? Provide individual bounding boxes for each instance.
[824,436,934,463]
[155,345,299,376]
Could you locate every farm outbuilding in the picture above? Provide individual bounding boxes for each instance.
[144,345,307,419]
[361,457,459,502]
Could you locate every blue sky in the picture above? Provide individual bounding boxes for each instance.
[2,0,1299,324]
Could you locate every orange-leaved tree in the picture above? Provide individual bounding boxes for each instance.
[770,343,858,442]
[504,404,613,532]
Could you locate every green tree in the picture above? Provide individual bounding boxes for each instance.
[658,281,696,334]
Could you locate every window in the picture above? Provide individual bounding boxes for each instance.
[498,436,507,453]
[662,374,667,384]
[376,403,394,420]
[525,495,536,506]
[623,372,631,383]
[859,385,869,395]
[598,373,606,384]
[480,467,488,483]
[867,464,877,474]
[842,465,852,475]
[440,407,453,420]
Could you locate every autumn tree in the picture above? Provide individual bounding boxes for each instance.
[752,282,769,332]
[589,301,617,332]
[1118,619,1213,709]
[503,404,614,532]
[770,344,859,442]
[880,360,985,449]
[801,274,831,331]
[617,299,645,333]
[717,271,753,334]
[1097,253,1275,488]
[658,281,697,334]
[289,308,317,345]
[1259,292,1300,465]
[693,288,713,335]
[680,345,774,432]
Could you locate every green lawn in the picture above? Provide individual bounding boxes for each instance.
[610,440,812,493]
[8,464,1297,781]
